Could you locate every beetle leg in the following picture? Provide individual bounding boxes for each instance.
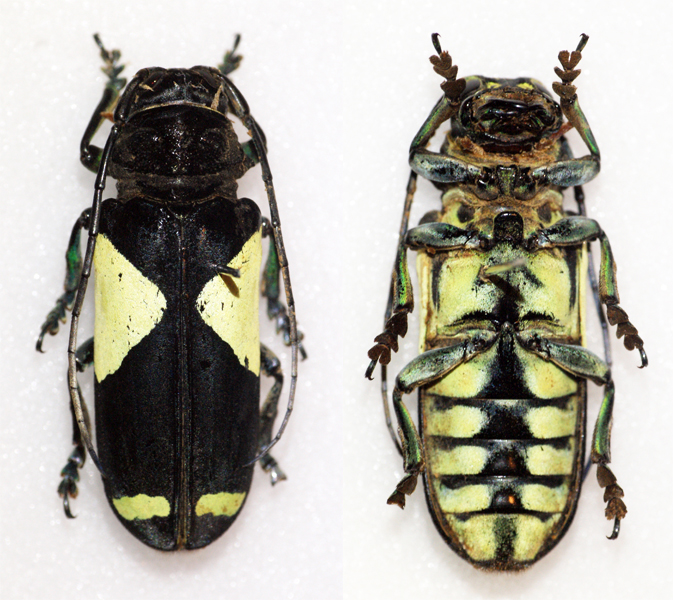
[36,209,90,352]
[368,173,418,452]
[366,242,414,379]
[405,221,484,251]
[408,94,481,185]
[407,36,482,186]
[574,186,613,370]
[216,82,300,463]
[261,218,306,359]
[592,383,626,539]
[214,34,267,170]
[531,217,646,365]
[517,332,611,385]
[80,35,126,173]
[532,35,600,189]
[367,220,486,380]
[530,216,646,366]
[217,33,243,76]
[57,337,94,518]
[240,122,267,171]
[516,333,627,539]
[387,332,498,508]
[258,344,287,485]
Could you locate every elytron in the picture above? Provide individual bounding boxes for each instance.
[366,34,646,570]
[37,35,303,550]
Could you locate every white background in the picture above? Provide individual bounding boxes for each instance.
[1,1,671,599]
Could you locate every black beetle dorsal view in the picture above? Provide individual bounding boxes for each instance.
[37,35,304,550]
[366,34,646,570]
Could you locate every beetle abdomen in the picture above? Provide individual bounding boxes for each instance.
[93,196,262,549]
[417,225,587,569]
[421,384,585,570]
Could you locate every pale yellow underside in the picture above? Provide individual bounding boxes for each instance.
[424,347,493,398]
[525,404,577,439]
[448,514,498,561]
[112,494,170,520]
[414,196,587,565]
[433,480,569,515]
[418,247,582,345]
[519,345,578,399]
[195,492,246,517]
[417,237,585,399]
[512,514,562,561]
[525,440,575,475]
[446,513,563,562]
[436,483,491,513]
[429,445,489,475]
[520,483,569,512]
[196,229,262,376]
[424,404,487,437]
[94,234,167,382]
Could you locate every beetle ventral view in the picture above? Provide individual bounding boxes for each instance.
[366,34,646,571]
[37,35,304,551]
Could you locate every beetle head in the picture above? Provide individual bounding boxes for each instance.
[114,66,232,121]
[452,77,563,153]
[109,67,247,202]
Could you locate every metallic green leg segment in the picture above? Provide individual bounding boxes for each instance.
[366,241,414,379]
[405,222,481,251]
[553,35,600,158]
[261,218,306,359]
[36,209,90,352]
[387,332,498,508]
[408,37,479,186]
[534,34,600,188]
[531,216,646,366]
[592,380,615,464]
[516,332,611,385]
[80,35,126,173]
[408,90,482,185]
[58,338,94,519]
[367,172,417,452]
[387,387,423,508]
[368,220,480,379]
[591,381,626,540]
[258,344,287,485]
[517,332,626,539]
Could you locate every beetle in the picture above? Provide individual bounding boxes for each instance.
[36,35,304,551]
[366,34,647,570]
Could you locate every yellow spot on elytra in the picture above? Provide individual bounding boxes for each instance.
[525,441,575,475]
[525,404,577,438]
[512,514,561,561]
[435,482,491,513]
[195,492,246,517]
[520,483,569,512]
[517,82,534,90]
[94,234,167,382]
[112,494,170,520]
[425,405,487,438]
[430,445,488,475]
[196,229,262,375]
